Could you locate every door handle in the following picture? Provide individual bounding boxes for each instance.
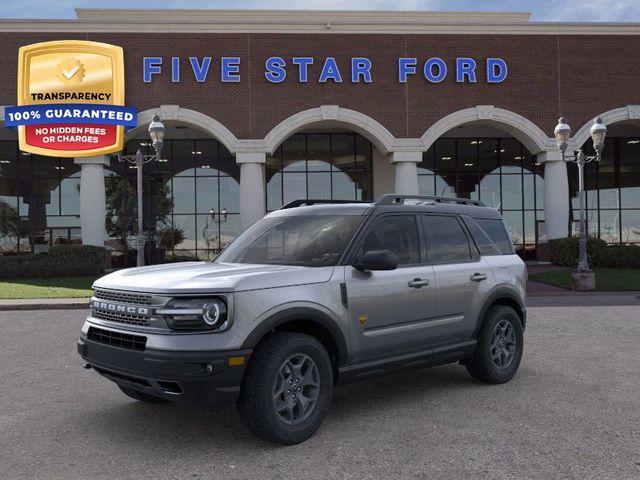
[408,278,430,288]
[470,272,488,282]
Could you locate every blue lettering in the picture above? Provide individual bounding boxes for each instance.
[292,57,313,82]
[456,58,477,83]
[398,58,417,83]
[424,58,447,83]
[487,58,508,83]
[351,57,372,83]
[221,57,241,83]
[189,57,211,83]
[143,57,162,83]
[319,57,342,83]
[171,57,180,83]
[265,56,287,83]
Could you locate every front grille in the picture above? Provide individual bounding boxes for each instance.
[93,289,152,305]
[87,326,147,351]
[92,308,151,326]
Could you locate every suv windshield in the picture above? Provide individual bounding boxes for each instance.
[216,215,363,267]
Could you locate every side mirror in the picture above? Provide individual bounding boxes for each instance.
[353,249,398,271]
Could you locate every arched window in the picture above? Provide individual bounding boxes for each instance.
[266,133,373,212]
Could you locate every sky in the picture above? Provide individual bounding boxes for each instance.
[0,0,639,22]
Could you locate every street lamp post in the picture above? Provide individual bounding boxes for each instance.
[117,114,166,267]
[553,116,607,288]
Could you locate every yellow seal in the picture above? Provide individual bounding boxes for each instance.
[358,314,368,327]
[56,58,85,86]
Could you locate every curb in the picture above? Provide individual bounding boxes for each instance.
[0,300,89,311]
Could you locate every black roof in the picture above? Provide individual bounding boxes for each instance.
[271,196,503,220]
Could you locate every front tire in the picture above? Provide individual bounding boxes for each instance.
[466,305,523,384]
[118,385,168,404]
[237,332,333,445]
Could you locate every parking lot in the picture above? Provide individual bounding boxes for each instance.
[1,303,639,480]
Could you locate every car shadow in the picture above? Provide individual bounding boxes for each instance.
[80,363,483,450]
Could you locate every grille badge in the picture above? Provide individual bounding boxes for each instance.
[91,300,150,316]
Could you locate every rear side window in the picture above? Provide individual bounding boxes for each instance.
[462,217,502,256]
[475,218,514,254]
[360,215,420,265]
[422,215,472,264]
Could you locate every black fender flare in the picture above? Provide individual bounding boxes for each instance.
[473,285,526,336]
[241,307,349,365]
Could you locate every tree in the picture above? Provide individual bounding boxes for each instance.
[0,201,21,251]
[104,176,173,256]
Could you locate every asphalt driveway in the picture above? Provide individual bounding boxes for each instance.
[0,305,639,480]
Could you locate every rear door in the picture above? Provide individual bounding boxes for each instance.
[421,214,493,345]
[345,214,437,363]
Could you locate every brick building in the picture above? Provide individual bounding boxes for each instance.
[0,9,639,260]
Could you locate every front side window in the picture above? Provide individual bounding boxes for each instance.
[360,215,420,265]
[216,215,363,267]
[422,215,472,263]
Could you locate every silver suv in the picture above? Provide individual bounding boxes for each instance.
[78,194,526,445]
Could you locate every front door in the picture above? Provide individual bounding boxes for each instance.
[345,214,436,363]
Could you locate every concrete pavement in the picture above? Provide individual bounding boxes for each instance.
[0,306,639,479]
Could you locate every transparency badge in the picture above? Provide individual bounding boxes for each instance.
[5,40,136,157]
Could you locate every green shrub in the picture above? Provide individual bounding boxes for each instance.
[550,237,640,268]
[0,245,106,279]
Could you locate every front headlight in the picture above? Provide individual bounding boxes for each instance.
[159,298,229,331]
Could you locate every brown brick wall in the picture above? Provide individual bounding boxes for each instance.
[0,32,638,141]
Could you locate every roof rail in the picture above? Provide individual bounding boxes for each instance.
[375,194,485,207]
[280,199,368,209]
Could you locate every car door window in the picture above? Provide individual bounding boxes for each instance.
[360,215,420,265]
[422,215,472,263]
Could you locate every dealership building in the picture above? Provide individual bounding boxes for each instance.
[0,9,639,261]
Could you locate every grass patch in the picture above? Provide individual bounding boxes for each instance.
[0,276,96,299]
[530,268,640,291]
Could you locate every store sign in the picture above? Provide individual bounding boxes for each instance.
[5,40,136,157]
[142,56,508,84]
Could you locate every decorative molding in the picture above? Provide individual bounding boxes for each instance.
[572,105,640,148]
[263,105,396,154]
[1,10,639,35]
[421,106,552,154]
[475,105,495,120]
[628,105,640,119]
[159,104,180,120]
[127,107,239,153]
[320,105,339,120]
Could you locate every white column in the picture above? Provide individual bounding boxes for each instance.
[391,151,421,195]
[74,155,109,246]
[538,151,569,239]
[237,151,266,230]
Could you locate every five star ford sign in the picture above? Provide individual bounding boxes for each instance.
[4,40,137,158]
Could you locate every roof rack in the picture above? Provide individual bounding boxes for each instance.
[280,199,368,209]
[375,194,485,207]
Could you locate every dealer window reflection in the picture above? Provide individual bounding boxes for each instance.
[217,215,363,266]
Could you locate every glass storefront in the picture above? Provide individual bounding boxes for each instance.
[266,133,373,212]
[0,141,82,254]
[114,139,241,261]
[419,137,544,258]
[570,137,640,244]
[2,132,639,261]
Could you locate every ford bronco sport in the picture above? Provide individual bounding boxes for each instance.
[78,194,526,445]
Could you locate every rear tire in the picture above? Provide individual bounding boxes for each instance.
[237,331,333,445]
[118,385,168,404]
[466,305,523,384]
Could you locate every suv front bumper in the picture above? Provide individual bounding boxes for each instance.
[77,335,252,409]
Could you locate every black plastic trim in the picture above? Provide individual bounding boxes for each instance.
[241,307,349,365]
[77,336,252,408]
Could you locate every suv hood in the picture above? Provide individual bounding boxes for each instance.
[93,262,335,294]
